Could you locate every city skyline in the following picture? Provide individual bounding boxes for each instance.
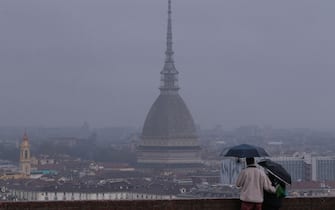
[1,0,335,130]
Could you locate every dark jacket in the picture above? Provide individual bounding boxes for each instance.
[263,173,285,210]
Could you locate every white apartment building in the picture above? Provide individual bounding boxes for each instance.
[312,156,335,181]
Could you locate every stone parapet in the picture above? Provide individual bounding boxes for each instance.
[0,197,334,210]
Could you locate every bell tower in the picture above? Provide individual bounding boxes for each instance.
[19,131,31,176]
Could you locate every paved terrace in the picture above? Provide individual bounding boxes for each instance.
[0,197,334,210]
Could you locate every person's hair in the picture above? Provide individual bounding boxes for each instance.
[246,157,255,165]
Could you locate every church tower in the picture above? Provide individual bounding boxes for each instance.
[19,131,31,176]
[137,0,202,168]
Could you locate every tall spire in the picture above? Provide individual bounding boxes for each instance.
[160,0,179,92]
[166,0,173,59]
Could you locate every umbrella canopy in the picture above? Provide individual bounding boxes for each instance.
[258,159,292,185]
[222,144,269,158]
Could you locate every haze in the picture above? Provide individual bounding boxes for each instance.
[1,0,334,130]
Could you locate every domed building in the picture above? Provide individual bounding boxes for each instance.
[137,0,202,167]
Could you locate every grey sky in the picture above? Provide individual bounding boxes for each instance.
[1,0,335,130]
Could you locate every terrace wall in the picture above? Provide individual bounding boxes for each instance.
[0,197,334,210]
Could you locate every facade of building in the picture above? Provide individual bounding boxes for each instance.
[261,155,335,182]
[220,158,244,185]
[10,190,175,201]
[19,132,31,176]
[4,177,188,201]
[137,0,201,167]
[270,156,311,182]
[312,156,335,181]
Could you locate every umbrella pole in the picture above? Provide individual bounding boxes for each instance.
[266,169,291,185]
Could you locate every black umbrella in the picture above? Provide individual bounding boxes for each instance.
[222,144,269,158]
[258,159,292,185]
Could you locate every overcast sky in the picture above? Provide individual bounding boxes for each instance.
[1,0,335,130]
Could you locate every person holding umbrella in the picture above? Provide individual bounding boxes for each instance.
[262,173,286,210]
[258,159,291,210]
[222,144,276,210]
[236,157,276,210]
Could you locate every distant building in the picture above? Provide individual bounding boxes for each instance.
[19,132,31,176]
[137,0,201,168]
[220,158,244,185]
[269,155,335,182]
[270,155,311,182]
[6,178,186,201]
[48,137,82,148]
[312,156,335,181]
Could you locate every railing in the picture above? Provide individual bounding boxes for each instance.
[0,197,334,210]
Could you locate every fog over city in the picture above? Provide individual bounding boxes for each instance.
[1,0,335,130]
